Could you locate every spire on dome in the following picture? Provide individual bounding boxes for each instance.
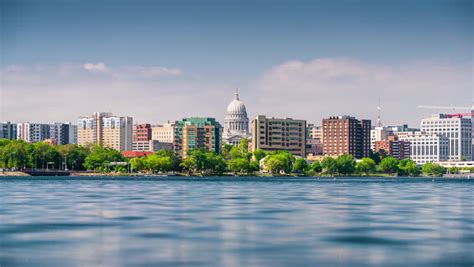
[235,88,240,100]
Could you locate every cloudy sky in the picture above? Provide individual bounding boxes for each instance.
[1,0,472,126]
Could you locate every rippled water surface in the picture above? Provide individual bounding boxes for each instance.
[0,176,473,267]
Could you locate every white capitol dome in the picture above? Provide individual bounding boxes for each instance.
[226,94,248,117]
[223,91,250,145]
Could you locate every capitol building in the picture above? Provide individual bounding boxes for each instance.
[223,91,250,145]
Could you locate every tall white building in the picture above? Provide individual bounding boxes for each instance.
[223,91,250,146]
[420,114,472,161]
[398,132,449,165]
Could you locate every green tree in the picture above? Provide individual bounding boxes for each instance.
[422,162,446,176]
[253,149,267,162]
[379,157,399,174]
[356,157,376,175]
[83,145,125,171]
[229,146,245,159]
[321,157,338,175]
[369,149,381,164]
[57,144,90,170]
[145,154,174,173]
[0,140,29,169]
[336,154,356,175]
[293,158,309,174]
[130,157,145,172]
[309,160,322,173]
[448,166,459,174]
[227,158,251,174]
[222,144,234,159]
[404,161,421,176]
[180,157,197,175]
[264,157,286,175]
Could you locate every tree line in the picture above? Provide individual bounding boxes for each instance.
[0,138,468,176]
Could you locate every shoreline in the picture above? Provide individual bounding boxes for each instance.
[0,171,471,179]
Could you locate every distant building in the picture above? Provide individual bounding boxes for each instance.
[387,124,420,133]
[0,122,17,140]
[151,123,175,143]
[223,91,250,146]
[49,122,77,145]
[133,124,152,142]
[77,112,133,151]
[420,114,472,161]
[122,151,153,158]
[322,116,371,159]
[173,117,222,158]
[398,132,449,165]
[306,124,323,156]
[251,115,306,157]
[16,122,76,144]
[375,135,410,160]
[132,140,173,152]
[370,126,392,151]
[17,123,51,143]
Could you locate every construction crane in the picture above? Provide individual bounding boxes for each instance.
[418,104,473,118]
[417,105,471,111]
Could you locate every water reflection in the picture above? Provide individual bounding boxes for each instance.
[0,177,472,267]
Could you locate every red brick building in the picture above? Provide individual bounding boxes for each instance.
[322,116,371,159]
[375,135,410,160]
[133,124,152,142]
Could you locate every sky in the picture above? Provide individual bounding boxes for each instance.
[1,0,472,126]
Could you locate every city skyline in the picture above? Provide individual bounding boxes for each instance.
[1,0,472,126]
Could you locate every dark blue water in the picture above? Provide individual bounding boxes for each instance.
[0,176,472,267]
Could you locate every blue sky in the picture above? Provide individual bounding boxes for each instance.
[1,0,472,125]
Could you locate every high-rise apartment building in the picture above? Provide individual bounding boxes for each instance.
[398,132,449,165]
[420,114,472,161]
[251,116,306,157]
[0,122,17,140]
[49,122,77,145]
[16,122,76,144]
[322,116,371,159]
[77,112,133,151]
[173,118,222,158]
[375,135,411,160]
[17,123,51,143]
[152,123,175,143]
[133,124,152,142]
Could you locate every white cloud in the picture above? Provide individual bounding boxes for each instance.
[254,58,472,125]
[83,62,108,72]
[0,59,471,127]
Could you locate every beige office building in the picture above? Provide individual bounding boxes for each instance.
[151,123,175,143]
[251,115,306,157]
[77,112,133,151]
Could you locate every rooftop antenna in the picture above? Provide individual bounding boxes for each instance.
[235,88,240,100]
[376,97,382,127]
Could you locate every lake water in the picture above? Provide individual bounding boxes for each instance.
[0,176,472,267]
